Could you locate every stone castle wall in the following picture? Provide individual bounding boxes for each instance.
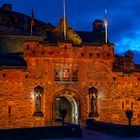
[0,35,44,53]
[0,42,140,128]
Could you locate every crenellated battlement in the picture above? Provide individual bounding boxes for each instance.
[23,41,114,61]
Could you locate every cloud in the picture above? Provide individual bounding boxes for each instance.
[114,31,140,64]
[133,51,140,64]
[0,0,140,64]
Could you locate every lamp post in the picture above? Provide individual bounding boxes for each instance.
[88,87,98,117]
[125,110,133,126]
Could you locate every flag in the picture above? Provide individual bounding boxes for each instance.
[104,9,108,28]
[30,8,35,36]
[31,8,35,26]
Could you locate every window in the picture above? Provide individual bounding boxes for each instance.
[54,69,60,81]
[107,53,110,57]
[89,53,93,58]
[96,53,100,58]
[120,99,134,111]
[26,45,30,50]
[81,53,85,57]
[33,86,44,117]
[137,78,140,81]
[8,106,11,116]
[32,50,35,54]
[72,68,78,81]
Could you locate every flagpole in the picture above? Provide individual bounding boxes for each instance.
[104,9,108,44]
[105,25,107,43]
[30,21,33,36]
[30,8,35,36]
[63,0,66,41]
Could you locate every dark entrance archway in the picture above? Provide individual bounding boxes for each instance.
[53,90,80,124]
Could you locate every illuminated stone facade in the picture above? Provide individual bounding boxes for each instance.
[0,4,140,129]
[0,40,140,129]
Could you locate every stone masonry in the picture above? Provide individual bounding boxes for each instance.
[0,41,140,129]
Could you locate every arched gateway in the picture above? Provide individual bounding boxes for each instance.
[52,89,80,124]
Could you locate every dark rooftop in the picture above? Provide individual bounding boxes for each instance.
[0,53,27,67]
[76,31,106,44]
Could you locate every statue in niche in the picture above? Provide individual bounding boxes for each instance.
[36,92,42,112]
[33,86,44,117]
[88,87,98,117]
[91,95,94,113]
[90,93,97,115]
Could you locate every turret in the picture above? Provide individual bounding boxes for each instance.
[93,19,104,32]
[0,4,12,11]
[124,50,135,70]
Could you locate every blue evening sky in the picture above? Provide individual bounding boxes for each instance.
[0,0,140,63]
